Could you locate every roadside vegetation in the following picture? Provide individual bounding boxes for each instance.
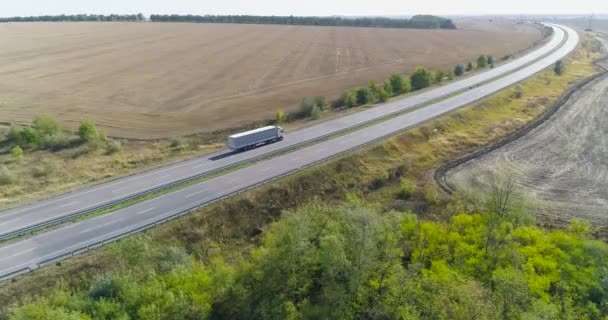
[0,33,602,319]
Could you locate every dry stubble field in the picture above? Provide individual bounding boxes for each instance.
[0,20,541,138]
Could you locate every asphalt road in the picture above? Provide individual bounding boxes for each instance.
[0,24,578,280]
[0,24,567,239]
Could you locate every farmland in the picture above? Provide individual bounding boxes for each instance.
[446,35,608,229]
[0,20,541,138]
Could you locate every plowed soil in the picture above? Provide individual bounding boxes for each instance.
[447,37,608,227]
[0,21,541,138]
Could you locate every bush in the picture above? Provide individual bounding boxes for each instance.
[378,88,389,102]
[7,126,21,143]
[466,62,474,71]
[355,87,373,105]
[275,110,285,124]
[310,105,321,120]
[389,74,410,95]
[41,132,71,151]
[299,98,315,117]
[410,67,433,91]
[0,165,15,185]
[554,60,566,75]
[454,64,465,76]
[487,55,495,66]
[313,96,326,110]
[18,127,38,148]
[424,184,440,205]
[11,145,24,161]
[32,115,60,137]
[383,79,394,96]
[78,120,100,143]
[434,69,445,83]
[341,89,357,108]
[400,177,417,199]
[106,140,123,154]
[477,55,488,68]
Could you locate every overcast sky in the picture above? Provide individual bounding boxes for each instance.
[2,0,607,17]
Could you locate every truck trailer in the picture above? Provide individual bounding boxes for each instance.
[228,126,284,151]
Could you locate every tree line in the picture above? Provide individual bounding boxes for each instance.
[0,14,145,23]
[149,14,457,29]
[7,200,607,319]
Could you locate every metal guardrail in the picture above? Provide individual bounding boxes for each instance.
[0,25,573,282]
[0,25,568,241]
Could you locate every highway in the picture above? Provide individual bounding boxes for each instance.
[0,24,568,240]
[0,24,578,280]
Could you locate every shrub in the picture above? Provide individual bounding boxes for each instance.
[466,62,474,71]
[78,120,100,143]
[300,98,315,116]
[41,132,71,151]
[310,105,321,120]
[355,87,373,105]
[0,165,15,185]
[446,71,455,81]
[106,140,123,154]
[32,115,60,137]
[383,79,394,96]
[487,55,495,66]
[424,184,440,205]
[389,74,410,95]
[378,88,389,102]
[434,69,445,83]
[410,67,433,91]
[275,110,285,124]
[11,145,23,161]
[477,55,488,68]
[454,64,465,76]
[19,127,38,147]
[554,60,566,75]
[313,96,326,110]
[368,80,379,98]
[400,177,417,199]
[7,126,21,143]
[341,89,357,108]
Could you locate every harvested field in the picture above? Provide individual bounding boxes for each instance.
[0,21,541,138]
[447,36,608,228]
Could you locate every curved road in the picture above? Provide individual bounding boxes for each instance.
[0,24,567,239]
[0,24,578,280]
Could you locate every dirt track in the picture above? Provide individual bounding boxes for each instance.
[0,21,540,138]
[447,37,608,227]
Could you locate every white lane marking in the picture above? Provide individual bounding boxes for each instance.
[0,248,35,261]
[185,188,207,198]
[258,166,273,173]
[58,201,79,208]
[135,208,155,216]
[112,186,130,193]
[0,218,20,227]
[157,175,171,180]
[79,220,122,234]
[193,163,211,169]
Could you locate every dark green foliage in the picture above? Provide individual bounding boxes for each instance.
[434,69,445,83]
[389,73,410,95]
[0,14,144,22]
[454,64,466,76]
[410,67,433,91]
[554,60,566,75]
[313,96,326,110]
[487,55,495,65]
[147,14,457,30]
[340,89,357,108]
[477,55,489,68]
[355,87,373,105]
[378,88,389,102]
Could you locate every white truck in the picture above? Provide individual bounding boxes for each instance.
[228,126,284,151]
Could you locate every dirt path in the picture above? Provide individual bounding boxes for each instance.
[446,39,608,227]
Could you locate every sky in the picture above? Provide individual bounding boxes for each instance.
[1,0,607,17]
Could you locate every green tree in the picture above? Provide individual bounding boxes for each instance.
[410,67,433,91]
[11,145,24,161]
[368,80,380,98]
[454,64,465,76]
[487,55,495,66]
[389,74,410,95]
[477,55,488,68]
[341,89,357,108]
[356,87,373,105]
[466,61,474,71]
[434,69,446,83]
[32,115,60,137]
[383,79,394,96]
[378,88,389,102]
[19,127,38,147]
[554,60,566,75]
[299,98,315,116]
[310,105,321,120]
[78,120,100,143]
[314,96,326,110]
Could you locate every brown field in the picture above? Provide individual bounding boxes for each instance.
[0,21,541,138]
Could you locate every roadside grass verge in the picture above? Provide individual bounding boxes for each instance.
[0,35,600,310]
